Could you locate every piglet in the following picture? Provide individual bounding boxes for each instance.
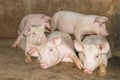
[51,11,109,41]
[74,35,112,76]
[13,25,47,63]
[12,14,51,48]
[29,31,83,69]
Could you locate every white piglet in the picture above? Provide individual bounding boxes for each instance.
[29,31,83,69]
[51,11,109,41]
[74,35,112,76]
[13,25,47,63]
[12,14,51,48]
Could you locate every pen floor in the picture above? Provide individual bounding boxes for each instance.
[0,39,120,80]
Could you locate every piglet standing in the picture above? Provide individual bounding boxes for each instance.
[13,24,47,63]
[74,35,112,76]
[51,11,109,41]
[12,14,51,48]
[29,31,83,69]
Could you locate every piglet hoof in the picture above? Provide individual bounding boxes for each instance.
[70,54,83,69]
[11,44,17,48]
[25,58,32,63]
[11,42,19,48]
[98,69,106,76]
[36,58,40,64]
[77,62,83,69]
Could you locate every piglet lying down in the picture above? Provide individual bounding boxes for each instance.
[16,25,47,63]
[74,35,112,76]
[29,31,83,69]
[12,14,51,48]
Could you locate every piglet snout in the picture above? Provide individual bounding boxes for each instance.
[39,37,47,43]
[40,63,48,69]
[84,68,93,74]
[103,32,109,36]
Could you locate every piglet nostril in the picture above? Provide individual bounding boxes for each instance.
[102,32,109,36]
[40,63,48,69]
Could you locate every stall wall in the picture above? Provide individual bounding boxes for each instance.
[0,0,120,56]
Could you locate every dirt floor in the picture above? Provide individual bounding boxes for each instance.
[0,39,120,80]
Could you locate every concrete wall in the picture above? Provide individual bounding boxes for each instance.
[0,0,120,56]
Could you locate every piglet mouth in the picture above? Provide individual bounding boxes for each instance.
[40,63,48,69]
[84,69,93,74]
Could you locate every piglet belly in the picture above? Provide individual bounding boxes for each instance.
[62,54,73,62]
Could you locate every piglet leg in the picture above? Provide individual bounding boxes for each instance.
[70,54,83,69]
[11,34,23,48]
[27,47,40,63]
[25,53,32,63]
[36,58,40,63]
[98,63,106,76]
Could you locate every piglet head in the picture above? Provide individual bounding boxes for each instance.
[40,15,51,23]
[74,40,109,74]
[93,16,109,36]
[39,35,62,69]
[32,27,46,45]
[23,25,47,45]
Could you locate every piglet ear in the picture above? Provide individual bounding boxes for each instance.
[50,35,62,46]
[99,42,110,54]
[44,23,51,32]
[41,15,51,20]
[28,47,39,57]
[94,16,108,23]
[40,15,51,23]
[74,40,84,52]
[23,26,32,36]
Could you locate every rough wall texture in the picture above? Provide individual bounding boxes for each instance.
[0,0,115,38]
[111,0,120,56]
[0,0,120,56]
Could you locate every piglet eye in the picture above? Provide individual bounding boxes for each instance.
[99,23,102,26]
[83,54,85,57]
[33,32,36,35]
[50,49,52,51]
[96,55,99,58]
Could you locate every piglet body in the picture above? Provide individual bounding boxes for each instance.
[51,11,109,41]
[12,14,51,48]
[74,35,112,76]
[30,31,83,69]
[12,24,47,63]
